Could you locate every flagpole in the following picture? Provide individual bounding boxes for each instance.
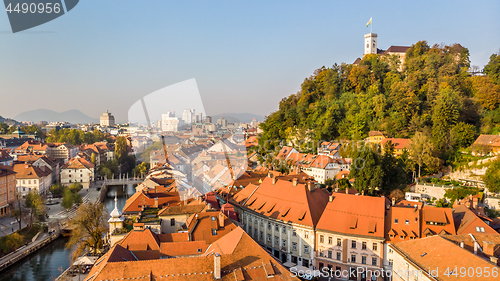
[371,18,372,33]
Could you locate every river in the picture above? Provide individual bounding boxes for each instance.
[0,184,135,281]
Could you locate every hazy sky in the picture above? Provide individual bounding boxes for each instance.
[0,0,499,123]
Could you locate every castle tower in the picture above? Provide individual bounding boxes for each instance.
[364,33,378,55]
[108,194,125,234]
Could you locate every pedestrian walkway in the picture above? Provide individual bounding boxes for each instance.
[0,231,57,273]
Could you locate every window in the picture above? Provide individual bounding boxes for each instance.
[304,231,309,239]
[362,242,366,250]
[373,243,378,251]
[362,256,367,264]
[336,252,341,260]
[249,226,252,233]
[372,257,377,266]
[328,237,332,245]
[351,255,356,263]
[275,236,279,245]
[282,226,286,234]
[292,230,297,237]
[389,259,393,265]
[476,226,485,232]
[351,240,356,248]
[268,222,271,230]
[405,219,409,225]
[415,217,418,223]
[260,231,263,240]
[395,219,398,224]
[211,216,216,221]
[267,234,272,242]
[212,229,217,236]
[275,225,279,231]
[320,251,324,257]
[389,248,393,253]
[337,238,341,246]
[170,218,175,226]
[260,219,263,227]
[254,229,258,237]
[328,250,332,259]
[254,217,257,224]
[292,242,297,251]
[282,239,286,247]
[304,245,309,254]
[320,235,324,243]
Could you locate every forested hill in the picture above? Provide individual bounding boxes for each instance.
[259,41,500,162]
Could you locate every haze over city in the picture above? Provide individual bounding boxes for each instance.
[1,0,499,122]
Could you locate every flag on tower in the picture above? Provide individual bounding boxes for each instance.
[366,17,372,27]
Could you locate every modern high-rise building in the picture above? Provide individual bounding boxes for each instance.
[162,112,180,132]
[205,116,212,124]
[182,109,195,125]
[195,113,203,123]
[100,110,115,127]
[217,117,228,128]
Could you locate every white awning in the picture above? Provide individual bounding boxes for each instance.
[0,204,9,209]
[283,261,296,268]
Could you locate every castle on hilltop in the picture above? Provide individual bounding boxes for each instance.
[353,32,411,67]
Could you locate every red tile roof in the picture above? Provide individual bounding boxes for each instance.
[390,235,500,281]
[317,193,387,239]
[85,227,298,281]
[231,176,329,227]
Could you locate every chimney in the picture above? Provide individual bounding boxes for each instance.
[474,241,478,255]
[490,256,500,266]
[133,223,145,231]
[307,181,315,192]
[154,197,158,208]
[292,178,298,187]
[346,188,349,194]
[272,177,277,185]
[329,195,333,202]
[218,212,225,228]
[361,190,365,196]
[392,198,396,206]
[214,253,221,279]
[483,241,496,256]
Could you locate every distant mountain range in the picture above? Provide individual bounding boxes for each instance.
[14,109,98,124]
[210,113,264,123]
[12,109,264,125]
[0,115,20,126]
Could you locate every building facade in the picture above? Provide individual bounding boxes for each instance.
[315,193,388,281]
[230,175,329,268]
[100,110,116,127]
[0,167,16,217]
[60,157,95,188]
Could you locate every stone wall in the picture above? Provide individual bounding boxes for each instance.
[413,183,453,202]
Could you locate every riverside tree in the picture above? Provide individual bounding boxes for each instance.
[66,202,108,259]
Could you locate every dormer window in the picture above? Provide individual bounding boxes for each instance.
[211,216,216,221]
[212,229,217,236]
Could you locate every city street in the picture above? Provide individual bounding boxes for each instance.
[0,180,104,239]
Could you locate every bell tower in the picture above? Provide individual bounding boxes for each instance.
[364,33,378,55]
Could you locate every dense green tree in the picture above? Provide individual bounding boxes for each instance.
[409,132,441,178]
[49,183,65,197]
[115,136,128,162]
[484,52,500,85]
[24,191,44,228]
[349,144,384,195]
[66,202,108,260]
[484,158,500,193]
